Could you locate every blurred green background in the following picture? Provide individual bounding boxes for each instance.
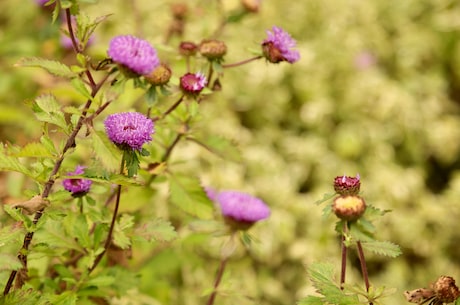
[1,0,460,304]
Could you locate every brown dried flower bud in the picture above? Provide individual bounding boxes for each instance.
[144,63,172,86]
[433,276,460,303]
[332,195,366,221]
[199,39,227,61]
[241,0,261,13]
[334,174,360,196]
[171,3,188,20]
[179,41,198,57]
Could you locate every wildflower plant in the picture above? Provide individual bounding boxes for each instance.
[0,0,298,304]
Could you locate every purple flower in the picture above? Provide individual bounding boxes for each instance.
[333,174,361,196]
[108,35,160,75]
[180,72,207,95]
[215,191,270,230]
[262,26,300,64]
[62,166,92,197]
[104,112,154,151]
[35,0,50,5]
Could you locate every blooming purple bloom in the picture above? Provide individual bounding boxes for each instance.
[108,35,160,75]
[62,166,92,197]
[104,112,154,151]
[333,174,361,196]
[216,191,270,228]
[262,26,300,64]
[180,72,207,95]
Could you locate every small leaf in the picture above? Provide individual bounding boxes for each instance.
[32,95,69,131]
[70,78,92,100]
[91,130,122,172]
[3,205,33,230]
[0,145,35,178]
[15,142,54,158]
[297,296,325,305]
[168,174,214,219]
[16,57,76,79]
[134,218,177,243]
[0,253,22,272]
[45,291,77,305]
[315,192,336,205]
[360,240,402,258]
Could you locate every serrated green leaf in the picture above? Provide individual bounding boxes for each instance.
[70,78,92,100]
[3,205,33,230]
[297,296,324,305]
[16,57,76,79]
[40,135,58,156]
[0,288,43,305]
[168,174,214,219]
[113,214,135,249]
[91,130,122,172]
[15,142,54,158]
[134,218,177,242]
[187,134,241,162]
[0,253,22,272]
[360,240,402,257]
[0,225,23,247]
[45,291,77,305]
[33,95,69,131]
[0,146,35,178]
[72,214,92,249]
[35,219,83,252]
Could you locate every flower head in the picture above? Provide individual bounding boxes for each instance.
[262,26,300,64]
[180,72,207,95]
[108,35,160,76]
[199,39,227,61]
[62,165,92,197]
[215,190,270,230]
[332,195,366,221]
[145,63,172,86]
[334,174,361,196]
[433,276,460,303]
[104,112,154,151]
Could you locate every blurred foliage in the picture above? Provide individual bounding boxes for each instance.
[1,0,460,304]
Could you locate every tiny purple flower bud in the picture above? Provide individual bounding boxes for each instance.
[108,35,160,76]
[180,72,207,95]
[62,165,92,197]
[262,26,300,64]
[333,174,361,196]
[104,112,154,151]
[216,190,271,230]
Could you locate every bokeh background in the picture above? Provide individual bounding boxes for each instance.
[1,0,460,304]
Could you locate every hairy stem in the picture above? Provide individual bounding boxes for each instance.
[356,240,373,305]
[206,258,228,305]
[340,221,348,289]
[222,55,263,68]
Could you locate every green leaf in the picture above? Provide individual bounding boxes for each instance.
[360,240,402,258]
[35,218,83,252]
[0,253,22,272]
[15,57,76,79]
[15,142,54,158]
[315,192,336,205]
[40,135,58,156]
[70,78,92,100]
[83,275,116,288]
[307,262,360,305]
[32,95,69,131]
[91,130,122,172]
[45,291,77,305]
[113,214,135,249]
[168,174,214,219]
[0,288,43,305]
[186,134,241,162]
[0,225,24,247]
[3,205,33,230]
[134,218,177,243]
[297,296,325,305]
[0,146,35,178]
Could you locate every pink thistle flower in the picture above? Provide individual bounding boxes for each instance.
[262,26,300,64]
[62,166,92,197]
[104,112,154,151]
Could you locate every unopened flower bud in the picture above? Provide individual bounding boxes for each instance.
[145,63,172,86]
[179,41,198,57]
[171,3,188,20]
[199,39,227,61]
[334,174,361,196]
[241,0,261,13]
[433,276,460,303]
[332,195,366,221]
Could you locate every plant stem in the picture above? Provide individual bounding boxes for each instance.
[340,221,348,290]
[88,157,125,273]
[206,258,228,305]
[222,55,263,68]
[356,240,373,305]
[152,95,185,121]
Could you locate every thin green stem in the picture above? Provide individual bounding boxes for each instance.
[222,55,263,68]
[152,95,185,121]
[340,221,348,290]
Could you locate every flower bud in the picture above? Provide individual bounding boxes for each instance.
[433,276,460,303]
[144,63,172,86]
[179,41,198,57]
[199,39,227,61]
[332,195,366,221]
[334,174,360,196]
[179,72,207,96]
